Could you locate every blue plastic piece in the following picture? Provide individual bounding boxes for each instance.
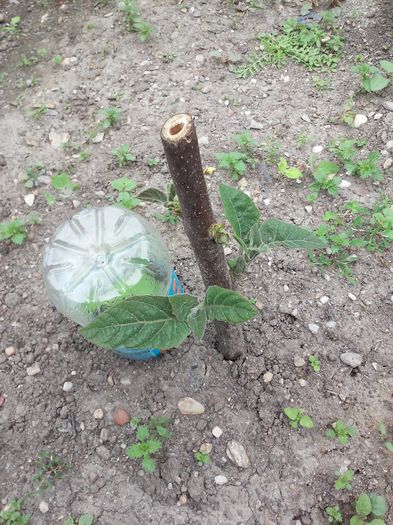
[113,270,184,361]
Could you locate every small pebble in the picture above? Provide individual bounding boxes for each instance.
[319,296,329,304]
[294,356,306,367]
[214,475,228,485]
[299,379,307,387]
[283,284,289,292]
[249,119,263,130]
[312,145,323,154]
[340,180,351,188]
[178,494,188,506]
[263,371,273,383]
[62,381,73,392]
[348,293,357,301]
[383,158,392,170]
[5,346,16,356]
[308,323,319,334]
[301,113,311,123]
[93,408,104,420]
[178,397,205,415]
[386,140,393,150]
[304,205,313,213]
[24,194,35,207]
[26,363,41,376]
[39,501,49,514]
[374,113,383,120]
[340,352,363,368]
[200,443,212,454]
[354,114,368,128]
[325,320,336,329]
[113,407,130,426]
[212,426,223,438]
[226,440,250,468]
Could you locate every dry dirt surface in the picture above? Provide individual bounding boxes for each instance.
[1,0,393,524]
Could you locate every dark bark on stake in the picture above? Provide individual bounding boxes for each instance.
[161,113,246,360]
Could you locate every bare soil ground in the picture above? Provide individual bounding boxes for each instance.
[1,0,393,524]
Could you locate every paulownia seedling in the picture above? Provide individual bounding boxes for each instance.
[326,420,357,445]
[350,493,388,524]
[283,407,314,430]
[136,182,181,224]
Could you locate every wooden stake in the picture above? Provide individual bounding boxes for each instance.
[161,114,245,360]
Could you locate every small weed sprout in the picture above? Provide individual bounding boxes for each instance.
[127,416,171,473]
[18,56,37,68]
[325,505,343,524]
[0,219,28,245]
[99,107,121,129]
[379,422,393,453]
[283,407,314,430]
[53,54,63,65]
[31,452,69,495]
[30,105,48,120]
[351,60,393,93]
[137,182,181,224]
[312,75,330,91]
[262,136,281,165]
[326,420,357,445]
[23,163,46,188]
[111,177,140,209]
[118,0,152,42]
[277,157,303,180]
[0,498,30,525]
[308,355,320,373]
[112,144,136,167]
[232,131,258,163]
[216,152,247,181]
[350,493,388,524]
[194,451,211,466]
[78,150,91,162]
[3,16,21,36]
[147,157,160,168]
[335,468,354,490]
[51,171,80,197]
[64,514,94,525]
[307,161,341,202]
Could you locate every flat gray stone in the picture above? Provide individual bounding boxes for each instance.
[340,352,363,368]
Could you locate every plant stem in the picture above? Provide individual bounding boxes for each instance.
[161,113,245,360]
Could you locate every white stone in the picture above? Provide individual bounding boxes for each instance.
[319,295,329,304]
[62,381,73,392]
[62,56,78,67]
[93,408,104,420]
[383,158,392,170]
[340,180,351,188]
[294,355,306,367]
[200,443,212,454]
[49,129,70,149]
[24,194,35,207]
[249,119,263,130]
[212,426,223,438]
[298,379,307,387]
[301,113,311,123]
[340,352,362,368]
[178,397,205,415]
[325,320,337,329]
[304,205,313,213]
[374,113,383,120]
[92,131,105,144]
[26,363,41,376]
[386,140,393,150]
[214,475,228,485]
[263,371,273,383]
[39,501,49,514]
[348,293,357,301]
[354,114,368,128]
[226,440,250,468]
[312,145,323,154]
[198,135,209,146]
[283,284,289,292]
[5,346,16,356]
[308,323,319,334]
[383,101,393,111]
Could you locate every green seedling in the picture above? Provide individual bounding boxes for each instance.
[36,47,48,58]
[351,61,393,93]
[30,105,48,120]
[232,131,258,162]
[126,416,171,473]
[308,355,320,373]
[312,75,330,91]
[118,0,152,42]
[147,157,160,168]
[350,152,383,182]
[295,133,313,148]
[283,407,314,430]
[64,514,94,525]
[335,468,354,490]
[44,192,57,206]
[112,144,136,167]
[194,451,211,466]
[350,493,388,524]
[3,16,21,36]
[111,177,141,209]
[326,420,357,445]
[325,505,343,524]
[216,152,248,181]
[0,499,30,525]
[22,163,45,188]
[18,56,37,68]
[99,107,121,129]
[262,136,281,165]
[307,161,341,202]
[78,150,91,162]
[236,15,343,78]
[53,54,63,65]
[0,219,27,245]
[81,286,258,350]
[340,97,356,127]
[31,452,69,495]
[328,137,366,167]
[277,157,303,180]
[51,171,80,197]
[219,183,325,273]
[378,422,393,453]
[137,182,181,224]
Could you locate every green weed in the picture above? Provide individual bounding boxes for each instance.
[51,171,80,196]
[325,505,343,524]
[18,56,37,68]
[127,416,171,473]
[147,157,160,168]
[53,54,63,65]
[326,420,357,445]
[232,131,258,162]
[30,105,48,120]
[137,182,181,224]
[118,0,152,42]
[262,135,281,165]
[295,132,313,148]
[112,144,136,167]
[216,152,247,181]
[378,422,393,453]
[31,452,69,495]
[99,107,121,129]
[307,161,341,202]
[277,157,303,180]
[22,163,45,188]
[283,407,314,430]
[3,16,21,36]
[194,451,211,466]
[0,219,27,245]
[111,177,140,209]
[350,493,387,524]
[352,61,393,93]
[64,514,94,525]
[312,75,330,91]
[0,499,29,525]
[335,468,354,490]
[78,150,91,162]
[308,355,320,373]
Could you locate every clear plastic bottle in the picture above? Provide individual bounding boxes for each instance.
[43,206,174,360]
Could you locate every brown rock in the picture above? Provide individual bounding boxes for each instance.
[113,407,130,426]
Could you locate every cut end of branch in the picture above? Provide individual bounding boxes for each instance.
[161,113,193,143]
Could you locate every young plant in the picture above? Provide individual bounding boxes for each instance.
[78,150,91,162]
[3,16,21,36]
[31,452,69,495]
[194,451,211,466]
[216,152,248,181]
[218,183,325,273]
[295,133,313,148]
[350,493,388,524]
[112,144,136,167]
[64,514,94,525]
[0,499,29,525]
[262,135,281,165]
[118,0,152,42]
[325,505,343,524]
[30,105,48,120]
[111,177,141,209]
[328,137,366,169]
[351,60,393,93]
[126,416,171,473]
[277,157,303,180]
[18,56,37,68]
[147,157,160,168]
[335,468,354,490]
[307,161,341,202]
[283,407,314,430]
[99,107,121,129]
[312,75,330,91]
[378,422,393,453]
[22,163,45,188]
[350,152,383,182]
[326,420,357,445]
[232,131,258,162]
[51,171,80,197]
[308,355,320,373]
[81,286,258,349]
[53,54,63,65]
[137,182,181,224]
[0,219,27,245]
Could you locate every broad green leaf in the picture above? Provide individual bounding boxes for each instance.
[81,295,190,350]
[356,494,372,517]
[255,220,326,250]
[136,425,149,441]
[369,74,390,92]
[142,455,156,473]
[219,183,259,239]
[325,429,336,438]
[136,187,168,204]
[299,415,314,429]
[380,60,393,73]
[277,157,303,179]
[283,407,299,421]
[314,161,340,178]
[156,426,171,439]
[228,256,247,273]
[169,294,199,321]
[187,307,207,341]
[385,441,393,452]
[65,518,74,525]
[367,519,385,525]
[349,517,365,525]
[78,515,94,525]
[127,444,144,459]
[204,286,258,323]
[146,439,162,453]
[111,177,137,192]
[369,494,387,517]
